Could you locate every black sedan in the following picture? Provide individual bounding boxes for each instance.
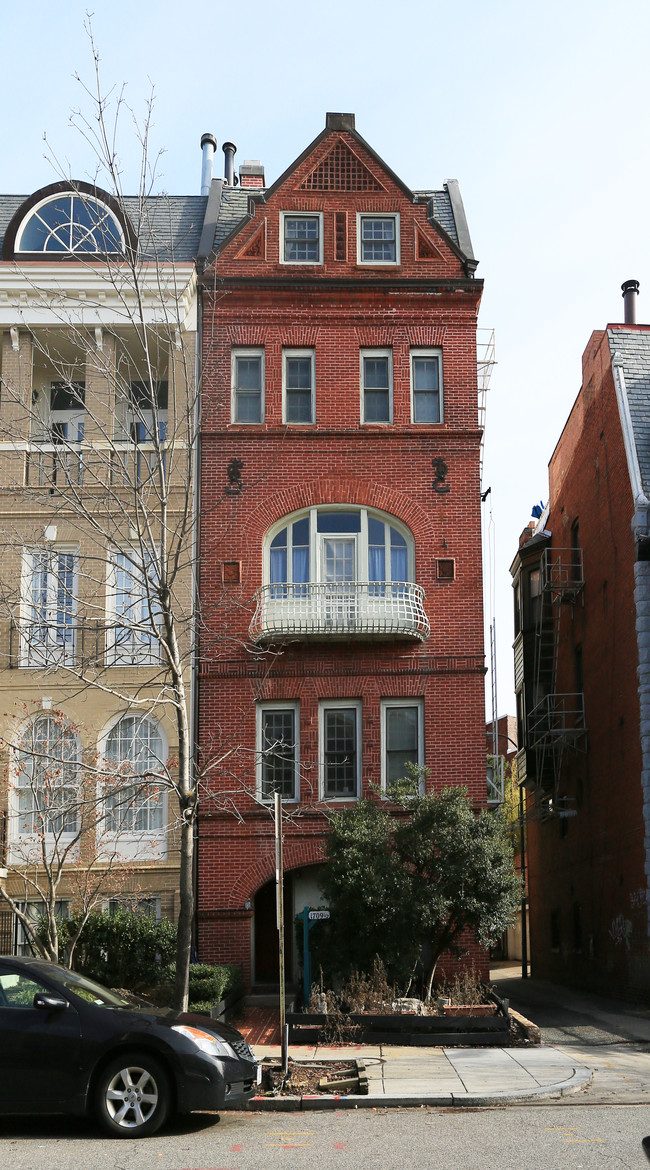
[0,955,260,1137]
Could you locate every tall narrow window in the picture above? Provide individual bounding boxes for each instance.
[381,700,423,792]
[320,701,361,799]
[411,351,442,423]
[283,350,315,423]
[232,350,264,423]
[21,549,77,666]
[107,549,160,666]
[257,704,299,801]
[14,715,80,837]
[361,350,392,423]
[104,716,165,835]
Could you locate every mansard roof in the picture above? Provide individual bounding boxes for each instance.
[0,181,207,263]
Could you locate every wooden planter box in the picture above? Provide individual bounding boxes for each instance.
[443,1003,498,1017]
[287,1002,509,1047]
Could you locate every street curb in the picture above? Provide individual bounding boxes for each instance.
[247,1066,593,1110]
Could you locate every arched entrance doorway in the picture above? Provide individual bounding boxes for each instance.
[252,863,325,987]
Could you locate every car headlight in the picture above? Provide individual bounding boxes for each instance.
[172,1024,236,1058]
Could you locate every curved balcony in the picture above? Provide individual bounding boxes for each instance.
[250,581,430,643]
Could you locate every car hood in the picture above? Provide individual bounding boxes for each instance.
[100,1003,250,1046]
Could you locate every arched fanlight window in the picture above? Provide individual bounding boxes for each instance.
[104,715,165,834]
[15,714,80,835]
[266,507,412,588]
[16,193,124,254]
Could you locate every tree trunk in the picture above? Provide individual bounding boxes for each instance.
[174,815,194,1012]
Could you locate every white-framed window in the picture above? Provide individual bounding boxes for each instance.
[16,193,124,254]
[13,715,80,839]
[102,715,166,844]
[106,549,160,666]
[280,212,323,265]
[380,699,424,793]
[231,349,264,423]
[106,895,161,920]
[283,349,315,424]
[31,381,85,444]
[256,702,300,802]
[319,700,361,800]
[360,349,393,423]
[411,350,443,424]
[20,548,78,667]
[357,213,400,265]
[14,900,70,956]
[266,507,412,590]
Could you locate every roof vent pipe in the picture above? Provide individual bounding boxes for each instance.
[223,142,237,186]
[622,279,640,324]
[200,134,217,196]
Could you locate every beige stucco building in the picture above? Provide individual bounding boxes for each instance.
[0,179,204,950]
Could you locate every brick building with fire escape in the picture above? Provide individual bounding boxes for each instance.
[511,281,650,996]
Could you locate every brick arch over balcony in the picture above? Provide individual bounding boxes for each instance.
[247,477,434,546]
[226,838,326,909]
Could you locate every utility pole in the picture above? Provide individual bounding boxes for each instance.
[274,792,288,1073]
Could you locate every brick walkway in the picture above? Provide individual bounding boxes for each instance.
[237,1005,281,1046]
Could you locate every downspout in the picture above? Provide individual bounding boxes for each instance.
[190,273,203,957]
[612,355,650,937]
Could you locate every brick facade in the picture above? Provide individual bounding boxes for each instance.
[197,117,487,989]
[513,323,650,996]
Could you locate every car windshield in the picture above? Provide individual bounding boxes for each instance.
[30,963,132,1007]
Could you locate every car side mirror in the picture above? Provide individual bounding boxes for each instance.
[33,992,68,1011]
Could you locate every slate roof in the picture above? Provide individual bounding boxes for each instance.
[413,190,459,246]
[0,193,207,263]
[608,328,650,499]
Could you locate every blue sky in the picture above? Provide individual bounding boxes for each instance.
[4,0,650,719]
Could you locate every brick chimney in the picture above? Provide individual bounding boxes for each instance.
[239,160,265,189]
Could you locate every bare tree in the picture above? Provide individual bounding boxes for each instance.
[0,26,223,1010]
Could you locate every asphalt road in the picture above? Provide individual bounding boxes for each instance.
[1,1104,649,1170]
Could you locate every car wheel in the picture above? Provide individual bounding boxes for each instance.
[95,1053,170,1137]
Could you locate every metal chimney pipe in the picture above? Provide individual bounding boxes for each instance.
[222,141,237,186]
[622,279,640,324]
[200,134,217,195]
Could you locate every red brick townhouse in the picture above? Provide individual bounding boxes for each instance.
[196,114,486,988]
[511,283,650,997]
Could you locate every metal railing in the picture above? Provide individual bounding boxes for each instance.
[540,547,585,601]
[527,693,586,749]
[25,444,83,488]
[9,619,161,669]
[487,754,505,804]
[250,581,430,642]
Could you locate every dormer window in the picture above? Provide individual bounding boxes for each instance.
[16,193,124,254]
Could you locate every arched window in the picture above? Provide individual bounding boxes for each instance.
[267,507,412,589]
[16,193,124,254]
[253,507,428,642]
[104,716,165,834]
[14,715,80,836]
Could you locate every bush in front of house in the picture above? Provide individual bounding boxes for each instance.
[59,908,177,990]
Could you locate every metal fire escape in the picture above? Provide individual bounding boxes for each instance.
[527,546,587,805]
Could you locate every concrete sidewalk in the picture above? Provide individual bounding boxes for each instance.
[248,1042,592,1110]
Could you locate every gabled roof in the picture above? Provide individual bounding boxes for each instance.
[199,115,476,270]
[608,327,650,500]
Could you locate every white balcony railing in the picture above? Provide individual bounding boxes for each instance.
[250,581,430,642]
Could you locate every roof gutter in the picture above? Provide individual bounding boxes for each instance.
[612,354,650,535]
